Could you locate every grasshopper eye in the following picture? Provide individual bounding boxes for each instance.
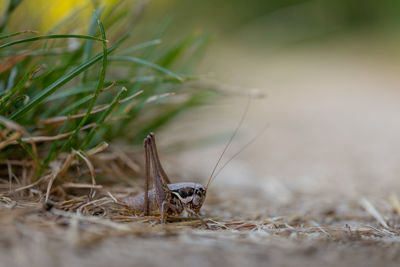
[177,187,194,199]
[187,188,194,196]
[178,189,187,198]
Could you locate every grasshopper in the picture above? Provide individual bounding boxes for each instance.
[125,99,263,223]
[125,133,207,223]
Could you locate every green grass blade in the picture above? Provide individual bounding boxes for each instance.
[119,39,162,55]
[59,95,92,115]
[0,70,30,114]
[156,34,194,68]
[5,67,18,91]
[181,32,212,74]
[45,84,94,101]
[9,35,127,120]
[0,48,76,56]
[0,34,106,50]
[63,17,108,151]
[141,16,172,60]
[81,8,104,84]
[109,56,183,81]
[0,30,38,40]
[82,87,127,149]
[16,140,41,168]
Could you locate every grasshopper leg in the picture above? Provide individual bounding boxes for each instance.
[161,201,178,224]
[143,136,151,216]
[148,133,171,184]
[146,133,173,223]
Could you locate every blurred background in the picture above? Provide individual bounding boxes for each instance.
[3,0,400,213]
[149,0,400,210]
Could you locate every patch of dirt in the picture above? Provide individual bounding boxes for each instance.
[1,185,400,267]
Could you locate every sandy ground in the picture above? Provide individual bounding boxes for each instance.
[2,35,400,267]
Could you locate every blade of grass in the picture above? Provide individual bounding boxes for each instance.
[0,30,38,41]
[61,17,108,152]
[107,75,192,85]
[46,82,116,115]
[5,67,18,91]
[16,140,41,169]
[45,84,94,101]
[9,34,128,120]
[109,56,183,81]
[81,87,127,149]
[81,8,104,84]
[0,69,31,114]
[58,95,93,116]
[111,0,148,40]
[118,39,162,55]
[0,48,75,57]
[141,16,172,60]
[181,32,212,74]
[39,89,142,124]
[0,34,106,50]
[156,33,195,68]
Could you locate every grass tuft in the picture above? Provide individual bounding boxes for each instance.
[0,1,214,204]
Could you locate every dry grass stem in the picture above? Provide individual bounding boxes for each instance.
[75,150,97,198]
[360,198,389,228]
[87,142,109,156]
[389,193,400,215]
[62,183,103,189]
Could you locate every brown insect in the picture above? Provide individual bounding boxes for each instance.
[125,133,207,223]
[125,99,264,223]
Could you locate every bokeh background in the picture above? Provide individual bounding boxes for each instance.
[3,0,400,211]
[149,0,400,210]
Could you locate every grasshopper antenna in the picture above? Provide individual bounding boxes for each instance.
[205,96,251,189]
[212,122,269,179]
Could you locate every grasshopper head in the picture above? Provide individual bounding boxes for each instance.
[172,183,207,214]
[190,184,207,213]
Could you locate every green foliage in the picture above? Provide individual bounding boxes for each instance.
[0,1,214,176]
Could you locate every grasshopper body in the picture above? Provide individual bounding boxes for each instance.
[125,133,206,223]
